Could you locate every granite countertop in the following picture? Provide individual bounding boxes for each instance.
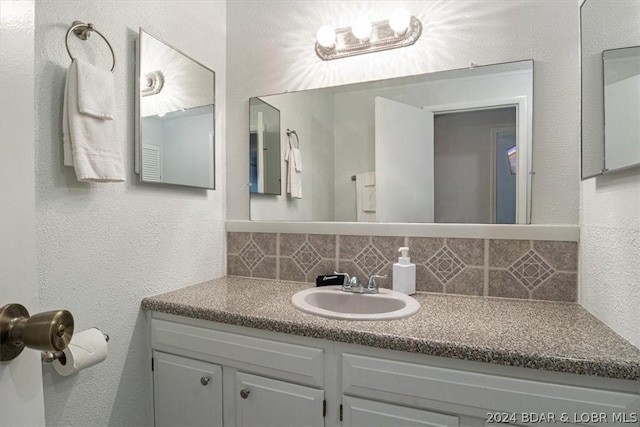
[141,276,640,380]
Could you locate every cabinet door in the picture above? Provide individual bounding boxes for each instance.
[235,372,324,427]
[343,396,459,427]
[153,351,223,427]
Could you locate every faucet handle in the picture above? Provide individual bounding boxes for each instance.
[367,274,387,290]
[333,271,351,285]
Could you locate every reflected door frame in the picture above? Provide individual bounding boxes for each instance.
[424,96,531,224]
[490,126,517,224]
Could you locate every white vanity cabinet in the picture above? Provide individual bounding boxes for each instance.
[234,372,324,427]
[153,351,223,427]
[150,313,640,427]
[340,353,639,427]
[150,316,326,427]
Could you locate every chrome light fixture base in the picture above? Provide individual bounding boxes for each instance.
[315,16,422,61]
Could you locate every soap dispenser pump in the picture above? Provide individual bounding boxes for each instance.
[393,247,416,295]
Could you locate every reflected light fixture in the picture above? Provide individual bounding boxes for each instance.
[315,9,422,60]
[141,70,164,97]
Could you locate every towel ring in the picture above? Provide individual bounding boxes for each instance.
[65,21,115,72]
[286,129,300,149]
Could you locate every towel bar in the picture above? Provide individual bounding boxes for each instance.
[65,21,116,72]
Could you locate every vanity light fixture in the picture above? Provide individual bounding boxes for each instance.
[315,9,422,60]
[351,17,372,41]
[316,25,337,48]
[141,70,164,97]
[389,9,411,35]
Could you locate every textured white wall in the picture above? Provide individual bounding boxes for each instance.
[34,1,226,425]
[580,0,640,349]
[227,0,580,224]
[580,169,640,348]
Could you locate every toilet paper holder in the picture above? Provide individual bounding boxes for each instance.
[41,332,109,363]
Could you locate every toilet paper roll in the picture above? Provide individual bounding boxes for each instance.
[53,327,108,376]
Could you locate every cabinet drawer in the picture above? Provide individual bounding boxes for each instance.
[343,396,459,427]
[152,319,323,386]
[342,353,640,423]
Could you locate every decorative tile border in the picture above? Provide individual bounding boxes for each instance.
[227,233,578,302]
[426,247,465,284]
[227,232,277,279]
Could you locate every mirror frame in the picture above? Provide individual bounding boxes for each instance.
[134,28,216,189]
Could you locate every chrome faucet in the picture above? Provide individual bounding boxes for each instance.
[334,271,387,294]
[366,274,387,293]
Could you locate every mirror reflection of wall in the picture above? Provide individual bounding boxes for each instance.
[135,29,215,189]
[248,60,532,224]
[249,98,281,195]
[250,90,336,222]
[603,46,640,172]
[580,0,640,179]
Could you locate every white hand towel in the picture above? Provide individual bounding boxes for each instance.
[76,59,115,120]
[356,171,376,221]
[292,148,302,172]
[63,59,124,182]
[362,171,375,187]
[361,186,376,212]
[359,171,376,212]
[285,146,302,198]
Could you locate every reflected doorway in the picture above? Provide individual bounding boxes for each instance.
[433,106,517,224]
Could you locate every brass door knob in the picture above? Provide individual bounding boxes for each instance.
[0,303,74,361]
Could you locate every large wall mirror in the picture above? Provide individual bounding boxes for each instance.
[135,29,215,189]
[581,0,640,179]
[249,60,533,224]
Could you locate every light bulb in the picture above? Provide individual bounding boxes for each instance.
[389,9,411,35]
[316,25,336,48]
[351,17,372,41]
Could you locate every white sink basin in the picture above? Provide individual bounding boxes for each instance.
[291,285,420,321]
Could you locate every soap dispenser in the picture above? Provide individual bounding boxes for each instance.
[393,247,416,295]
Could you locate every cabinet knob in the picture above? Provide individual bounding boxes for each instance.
[200,376,211,386]
[240,388,250,399]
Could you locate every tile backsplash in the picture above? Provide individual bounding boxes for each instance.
[227,233,578,302]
